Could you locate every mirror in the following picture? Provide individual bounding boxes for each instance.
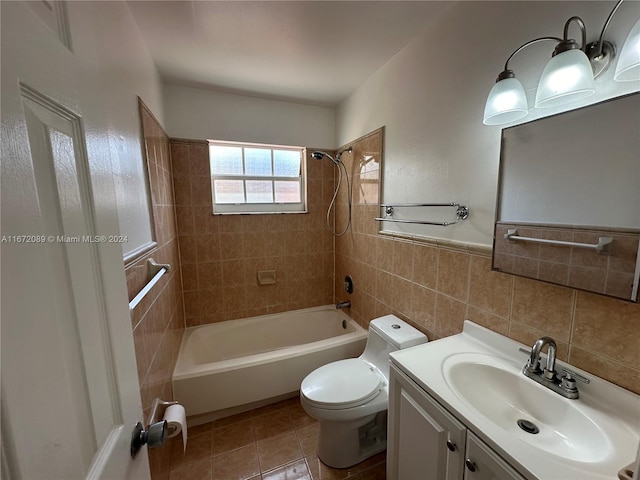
[492,92,640,302]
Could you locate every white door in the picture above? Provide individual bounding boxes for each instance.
[1,2,150,479]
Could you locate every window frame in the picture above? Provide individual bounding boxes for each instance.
[208,139,307,215]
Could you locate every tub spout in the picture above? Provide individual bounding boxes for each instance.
[336,301,351,309]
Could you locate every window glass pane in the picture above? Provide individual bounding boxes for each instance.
[246,180,273,203]
[214,179,245,203]
[245,148,272,176]
[274,150,300,177]
[274,180,300,203]
[210,146,243,175]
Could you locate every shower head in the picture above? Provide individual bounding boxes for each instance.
[336,146,353,160]
[311,147,352,165]
[311,151,339,164]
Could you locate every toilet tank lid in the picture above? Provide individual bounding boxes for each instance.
[370,315,428,349]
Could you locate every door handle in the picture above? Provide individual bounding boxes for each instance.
[130,420,168,458]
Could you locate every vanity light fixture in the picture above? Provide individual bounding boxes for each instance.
[614,17,640,81]
[534,17,595,108]
[483,0,639,125]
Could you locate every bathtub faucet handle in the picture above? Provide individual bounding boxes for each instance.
[336,301,351,309]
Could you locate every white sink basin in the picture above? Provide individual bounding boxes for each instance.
[390,321,640,480]
[443,353,612,463]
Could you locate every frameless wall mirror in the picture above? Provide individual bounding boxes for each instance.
[493,92,640,302]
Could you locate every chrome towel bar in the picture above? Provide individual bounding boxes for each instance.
[375,203,469,227]
[129,258,171,311]
[505,229,613,254]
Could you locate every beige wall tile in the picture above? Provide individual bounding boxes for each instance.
[437,248,470,302]
[511,277,574,341]
[466,307,509,337]
[392,240,414,279]
[569,346,640,394]
[412,243,438,289]
[507,322,569,362]
[568,265,607,293]
[468,255,512,318]
[572,292,640,368]
[410,284,436,332]
[435,294,467,338]
[375,236,395,273]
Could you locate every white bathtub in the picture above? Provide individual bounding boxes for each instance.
[173,305,367,419]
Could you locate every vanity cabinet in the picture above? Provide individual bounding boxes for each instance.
[388,363,526,480]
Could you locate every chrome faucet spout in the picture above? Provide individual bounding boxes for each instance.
[336,301,351,310]
[522,335,584,399]
[527,336,557,379]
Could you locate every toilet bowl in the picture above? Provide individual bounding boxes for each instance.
[300,314,427,468]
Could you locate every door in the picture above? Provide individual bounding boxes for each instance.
[1,2,150,479]
[388,364,466,480]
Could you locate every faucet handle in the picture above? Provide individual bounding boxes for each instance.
[526,355,542,373]
[560,367,590,384]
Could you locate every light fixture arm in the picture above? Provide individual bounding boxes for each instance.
[594,0,624,58]
[561,16,587,51]
[503,36,563,73]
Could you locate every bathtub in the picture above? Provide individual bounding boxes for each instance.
[173,305,368,419]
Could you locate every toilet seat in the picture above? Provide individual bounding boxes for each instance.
[301,359,382,410]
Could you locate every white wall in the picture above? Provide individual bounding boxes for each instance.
[337,1,640,247]
[163,83,336,148]
[88,2,164,259]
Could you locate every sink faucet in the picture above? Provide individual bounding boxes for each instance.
[526,336,557,380]
[336,301,351,309]
[522,336,590,399]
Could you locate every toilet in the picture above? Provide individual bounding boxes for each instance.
[300,314,428,468]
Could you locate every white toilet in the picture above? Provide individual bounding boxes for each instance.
[300,314,428,468]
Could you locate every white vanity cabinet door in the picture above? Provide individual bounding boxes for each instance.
[388,363,467,480]
[464,431,526,480]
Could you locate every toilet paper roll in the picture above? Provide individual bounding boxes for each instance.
[163,404,187,453]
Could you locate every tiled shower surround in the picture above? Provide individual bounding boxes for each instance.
[169,139,335,326]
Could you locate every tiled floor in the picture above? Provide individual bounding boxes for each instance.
[167,396,386,480]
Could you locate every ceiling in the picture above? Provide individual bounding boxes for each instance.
[127,1,453,106]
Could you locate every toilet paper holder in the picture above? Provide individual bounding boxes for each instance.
[148,397,179,427]
[130,398,179,458]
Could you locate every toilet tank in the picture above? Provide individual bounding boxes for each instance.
[361,315,428,379]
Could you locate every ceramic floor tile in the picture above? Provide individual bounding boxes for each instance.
[289,403,318,429]
[304,454,359,480]
[169,458,212,480]
[167,398,385,479]
[170,431,213,471]
[261,459,312,480]
[252,408,295,441]
[358,462,386,480]
[295,423,319,456]
[213,419,255,455]
[257,431,303,472]
[213,410,253,428]
[212,444,260,480]
[188,421,213,438]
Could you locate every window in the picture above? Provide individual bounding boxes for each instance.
[209,140,306,214]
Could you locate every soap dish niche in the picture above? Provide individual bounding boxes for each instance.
[257,270,276,285]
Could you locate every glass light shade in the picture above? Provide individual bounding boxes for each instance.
[483,77,528,125]
[535,49,595,108]
[614,18,640,82]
